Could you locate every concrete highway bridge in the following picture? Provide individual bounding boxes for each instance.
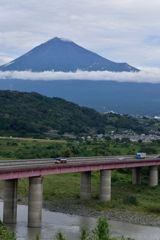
[0,155,160,227]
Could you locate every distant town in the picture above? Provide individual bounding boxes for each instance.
[46,128,160,142]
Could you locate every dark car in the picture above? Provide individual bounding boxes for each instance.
[54,157,67,164]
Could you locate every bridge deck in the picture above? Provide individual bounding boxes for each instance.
[0,156,160,180]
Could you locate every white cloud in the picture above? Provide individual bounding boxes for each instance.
[1,67,160,83]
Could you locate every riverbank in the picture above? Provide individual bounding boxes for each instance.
[17,196,160,228]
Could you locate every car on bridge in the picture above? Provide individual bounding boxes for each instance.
[118,157,125,161]
[54,157,67,164]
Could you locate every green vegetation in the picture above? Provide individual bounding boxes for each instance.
[1,136,160,160]
[0,90,107,137]
[0,90,160,138]
[123,194,138,206]
[0,221,16,240]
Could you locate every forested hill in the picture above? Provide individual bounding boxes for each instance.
[0,90,158,138]
[0,90,106,137]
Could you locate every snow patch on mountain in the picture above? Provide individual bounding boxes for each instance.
[59,38,72,42]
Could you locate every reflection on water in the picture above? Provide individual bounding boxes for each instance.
[0,201,160,240]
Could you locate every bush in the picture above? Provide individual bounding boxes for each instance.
[123,194,138,206]
[55,231,66,240]
[0,220,16,240]
[91,217,110,240]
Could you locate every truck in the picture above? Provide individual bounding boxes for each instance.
[136,153,146,159]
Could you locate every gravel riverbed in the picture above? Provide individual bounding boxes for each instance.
[18,196,160,228]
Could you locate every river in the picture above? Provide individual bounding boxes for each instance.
[0,201,160,240]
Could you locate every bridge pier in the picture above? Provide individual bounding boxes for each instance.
[80,171,91,200]
[28,177,43,228]
[3,179,18,224]
[149,166,158,186]
[132,167,141,184]
[100,170,111,201]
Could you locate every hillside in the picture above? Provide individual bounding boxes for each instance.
[0,37,139,72]
[0,90,159,138]
[0,90,104,137]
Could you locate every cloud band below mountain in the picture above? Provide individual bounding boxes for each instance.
[0,68,160,83]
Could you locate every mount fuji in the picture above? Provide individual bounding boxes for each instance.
[0,37,139,72]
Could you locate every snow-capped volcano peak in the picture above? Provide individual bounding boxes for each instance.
[0,37,139,72]
[59,37,72,42]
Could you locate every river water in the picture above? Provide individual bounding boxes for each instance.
[0,201,160,240]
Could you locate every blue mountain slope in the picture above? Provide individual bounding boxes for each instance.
[0,37,139,72]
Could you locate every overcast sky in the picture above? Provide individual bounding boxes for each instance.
[0,0,160,82]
